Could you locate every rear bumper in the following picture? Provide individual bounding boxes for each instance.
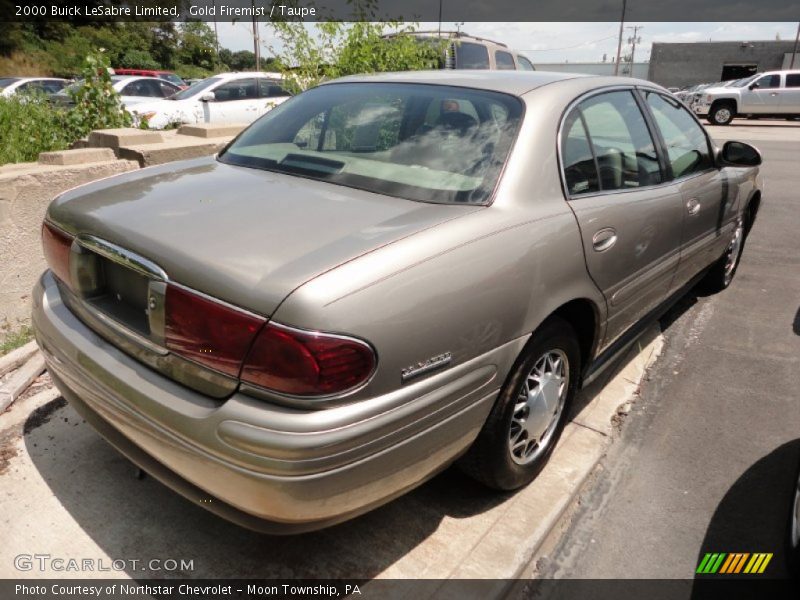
[32,272,516,532]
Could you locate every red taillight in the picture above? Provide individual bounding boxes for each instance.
[241,323,376,396]
[165,284,265,377]
[42,221,74,286]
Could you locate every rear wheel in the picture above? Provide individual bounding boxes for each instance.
[708,102,735,125]
[459,317,580,490]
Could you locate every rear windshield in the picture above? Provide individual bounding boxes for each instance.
[0,77,21,89]
[219,82,523,205]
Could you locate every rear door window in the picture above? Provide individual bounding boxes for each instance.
[561,112,600,195]
[495,51,516,70]
[786,74,800,88]
[259,79,292,98]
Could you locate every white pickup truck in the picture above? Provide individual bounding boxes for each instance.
[694,69,800,125]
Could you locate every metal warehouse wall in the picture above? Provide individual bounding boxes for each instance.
[648,41,799,88]
[535,62,650,78]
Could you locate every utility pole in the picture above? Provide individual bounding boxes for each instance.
[212,0,220,67]
[252,0,261,71]
[626,25,643,76]
[791,22,800,69]
[613,0,627,76]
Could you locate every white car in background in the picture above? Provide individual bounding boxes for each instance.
[51,76,182,108]
[0,77,69,97]
[130,72,292,129]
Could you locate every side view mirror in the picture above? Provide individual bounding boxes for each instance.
[720,141,762,167]
[200,92,215,102]
[748,82,759,90]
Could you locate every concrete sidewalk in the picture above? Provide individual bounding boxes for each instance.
[0,326,661,587]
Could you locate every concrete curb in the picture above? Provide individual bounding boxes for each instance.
[370,324,664,590]
[454,325,663,583]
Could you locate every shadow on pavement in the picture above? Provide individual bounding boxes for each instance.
[793,306,800,336]
[690,439,800,598]
[22,398,510,580]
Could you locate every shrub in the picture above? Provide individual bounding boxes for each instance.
[0,50,134,166]
[0,94,71,165]
[64,50,132,139]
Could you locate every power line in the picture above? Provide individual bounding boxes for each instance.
[520,34,618,53]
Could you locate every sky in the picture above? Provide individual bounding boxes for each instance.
[214,21,800,64]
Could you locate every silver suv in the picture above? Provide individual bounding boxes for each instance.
[694,69,800,125]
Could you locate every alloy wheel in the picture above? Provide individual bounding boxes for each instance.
[723,222,744,286]
[714,108,732,124]
[508,350,569,465]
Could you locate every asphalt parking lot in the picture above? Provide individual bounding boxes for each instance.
[1,117,798,589]
[535,120,800,580]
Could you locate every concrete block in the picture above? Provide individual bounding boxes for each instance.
[87,128,165,149]
[38,148,116,166]
[118,138,229,167]
[178,123,248,138]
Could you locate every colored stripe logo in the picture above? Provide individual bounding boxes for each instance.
[696,552,773,574]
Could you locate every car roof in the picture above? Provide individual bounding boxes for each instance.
[214,71,283,79]
[111,75,179,84]
[14,77,68,83]
[321,70,661,96]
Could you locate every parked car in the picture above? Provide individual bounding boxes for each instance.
[694,70,800,125]
[129,72,291,129]
[51,75,182,109]
[0,77,69,97]
[386,31,536,71]
[33,71,762,533]
[112,68,188,89]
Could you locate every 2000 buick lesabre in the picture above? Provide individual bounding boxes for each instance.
[32,71,762,533]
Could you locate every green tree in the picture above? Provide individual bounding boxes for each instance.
[269,21,444,93]
[178,21,217,71]
[118,49,159,69]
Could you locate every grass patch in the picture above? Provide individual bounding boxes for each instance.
[0,325,34,356]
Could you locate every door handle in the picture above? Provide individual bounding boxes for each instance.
[686,197,701,215]
[592,228,617,252]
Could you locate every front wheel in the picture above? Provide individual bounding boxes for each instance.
[708,103,735,125]
[459,317,581,491]
[697,219,745,294]
[788,460,800,577]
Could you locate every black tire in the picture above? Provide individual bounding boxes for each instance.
[708,102,735,126]
[459,316,581,491]
[697,218,745,294]
[787,459,800,578]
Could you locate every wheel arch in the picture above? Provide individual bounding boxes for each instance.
[744,189,761,235]
[545,298,602,377]
[711,97,738,113]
